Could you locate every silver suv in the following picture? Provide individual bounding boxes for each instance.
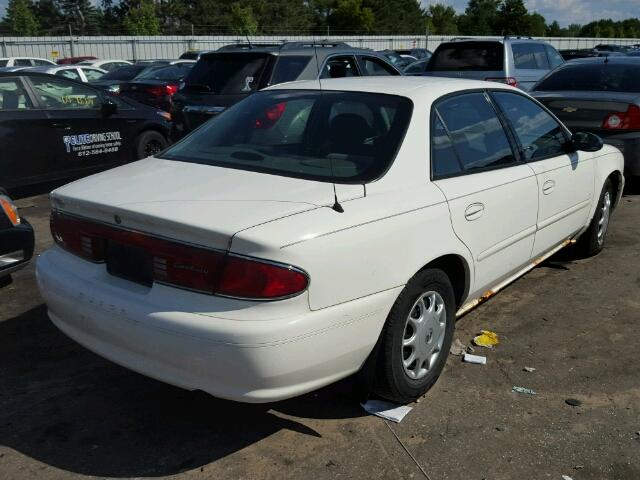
[423,37,564,91]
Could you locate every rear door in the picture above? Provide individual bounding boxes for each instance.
[431,91,539,296]
[0,76,52,188]
[491,91,594,257]
[510,43,550,91]
[27,75,128,176]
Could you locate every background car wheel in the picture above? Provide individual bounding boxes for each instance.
[374,268,456,403]
[135,131,168,159]
[576,179,613,258]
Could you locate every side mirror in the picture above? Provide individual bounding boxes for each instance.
[571,131,603,152]
[101,100,118,117]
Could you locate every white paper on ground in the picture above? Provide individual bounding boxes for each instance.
[361,400,413,423]
[463,353,487,365]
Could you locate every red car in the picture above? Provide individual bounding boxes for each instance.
[57,56,97,65]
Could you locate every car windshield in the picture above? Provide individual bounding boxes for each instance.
[101,65,148,80]
[159,90,413,183]
[534,63,640,92]
[137,64,193,81]
[429,42,504,71]
[185,53,271,94]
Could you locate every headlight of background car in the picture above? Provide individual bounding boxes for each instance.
[0,194,21,226]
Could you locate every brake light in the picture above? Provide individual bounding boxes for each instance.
[255,102,286,129]
[50,211,308,299]
[0,194,21,226]
[485,77,519,88]
[144,84,180,97]
[602,105,640,130]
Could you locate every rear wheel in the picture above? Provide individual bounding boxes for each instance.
[576,179,613,257]
[374,269,455,403]
[135,131,167,159]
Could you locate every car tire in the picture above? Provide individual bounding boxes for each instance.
[576,178,613,257]
[374,268,456,403]
[135,131,167,159]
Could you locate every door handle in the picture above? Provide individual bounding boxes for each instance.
[52,123,71,130]
[542,180,556,195]
[464,203,485,221]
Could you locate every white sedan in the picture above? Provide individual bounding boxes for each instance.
[37,77,624,403]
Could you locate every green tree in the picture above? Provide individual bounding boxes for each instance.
[251,0,312,34]
[426,3,458,35]
[546,20,561,36]
[496,0,529,35]
[4,0,39,35]
[327,0,374,34]
[31,0,64,34]
[229,2,258,35]
[59,0,101,34]
[526,12,546,36]
[457,0,500,35]
[365,0,425,34]
[123,0,160,34]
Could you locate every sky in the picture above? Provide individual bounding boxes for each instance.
[1,0,640,28]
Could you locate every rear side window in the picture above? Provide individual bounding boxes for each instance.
[270,56,312,85]
[429,42,504,71]
[0,78,32,110]
[186,53,271,93]
[431,116,462,177]
[534,63,640,93]
[545,45,564,68]
[33,59,52,66]
[493,92,567,161]
[433,93,515,174]
[321,56,359,79]
[512,43,550,70]
[0,60,7,67]
[15,59,32,66]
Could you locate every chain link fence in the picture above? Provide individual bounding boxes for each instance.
[1,34,639,61]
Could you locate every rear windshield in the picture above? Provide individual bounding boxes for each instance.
[101,65,147,80]
[429,42,504,71]
[137,64,193,81]
[159,90,413,183]
[534,63,640,93]
[179,51,199,60]
[269,55,312,85]
[185,53,271,94]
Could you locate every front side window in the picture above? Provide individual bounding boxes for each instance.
[30,77,100,110]
[434,93,516,173]
[320,56,359,79]
[56,69,81,80]
[360,56,398,76]
[270,56,312,85]
[0,78,32,110]
[160,90,413,183]
[493,91,567,161]
[81,68,105,81]
[512,43,550,70]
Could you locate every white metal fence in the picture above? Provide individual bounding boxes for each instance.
[1,35,639,61]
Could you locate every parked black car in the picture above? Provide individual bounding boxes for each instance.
[0,189,34,287]
[90,63,163,93]
[531,56,640,177]
[559,48,598,61]
[171,42,401,140]
[119,63,194,112]
[394,48,432,60]
[0,72,171,188]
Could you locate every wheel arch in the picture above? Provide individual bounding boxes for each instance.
[608,169,624,209]
[415,254,470,310]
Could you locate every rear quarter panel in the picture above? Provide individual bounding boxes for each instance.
[587,144,625,220]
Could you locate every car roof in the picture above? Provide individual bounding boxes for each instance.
[203,42,374,58]
[441,37,549,46]
[267,76,514,102]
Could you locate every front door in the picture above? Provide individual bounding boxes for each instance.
[27,76,127,177]
[431,92,539,297]
[491,91,595,257]
[0,76,53,188]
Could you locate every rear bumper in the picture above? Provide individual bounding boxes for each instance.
[0,219,34,277]
[36,247,398,403]
[599,132,640,176]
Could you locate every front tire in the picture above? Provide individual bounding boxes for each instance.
[135,130,168,159]
[576,179,613,257]
[374,269,456,403]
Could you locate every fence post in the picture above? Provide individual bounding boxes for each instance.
[131,38,138,61]
[1,40,7,57]
[68,24,76,57]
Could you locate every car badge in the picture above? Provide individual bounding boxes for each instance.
[562,107,578,113]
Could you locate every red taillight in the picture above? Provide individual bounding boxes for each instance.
[50,211,308,299]
[485,77,519,88]
[144,84,180,97]
[218,256,308,299]
[255,102,286,129]
[602,105,640,130]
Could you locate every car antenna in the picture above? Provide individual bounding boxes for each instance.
[245,33,253,49]
[313,44,344,213]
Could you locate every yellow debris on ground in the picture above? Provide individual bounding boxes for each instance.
[472,330,500,348]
